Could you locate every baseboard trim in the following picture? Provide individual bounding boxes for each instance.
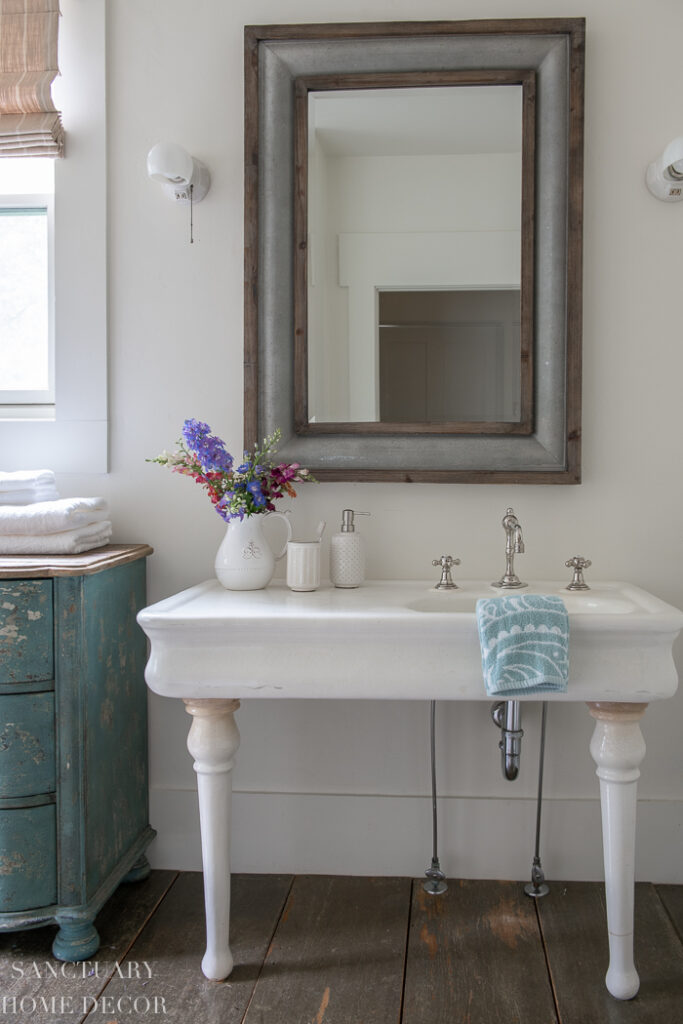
[146,789,683,883]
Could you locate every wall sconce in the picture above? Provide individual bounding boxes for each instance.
[646,137,683,201]
[146,142,210,204]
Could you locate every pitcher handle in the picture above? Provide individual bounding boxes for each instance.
[266,511,293,560]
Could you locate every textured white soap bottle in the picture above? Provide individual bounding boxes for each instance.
[329,509,370,588]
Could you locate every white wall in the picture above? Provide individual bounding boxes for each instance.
[57,0,683,882]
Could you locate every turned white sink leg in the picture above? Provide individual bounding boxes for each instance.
[184,698,241,981]
[587,701,647,1001]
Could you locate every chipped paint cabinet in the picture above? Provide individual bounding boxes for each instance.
[0,545,155,960]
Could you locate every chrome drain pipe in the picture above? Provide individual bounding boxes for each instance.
[491,700,523,780]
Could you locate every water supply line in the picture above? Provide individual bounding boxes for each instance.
[423,700,447,895]
[525,701,550,898]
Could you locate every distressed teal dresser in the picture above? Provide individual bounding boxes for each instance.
[0,544,155,960]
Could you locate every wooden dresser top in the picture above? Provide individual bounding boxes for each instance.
[0,543,153,579]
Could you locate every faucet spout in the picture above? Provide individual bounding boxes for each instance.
[492,507,527,589]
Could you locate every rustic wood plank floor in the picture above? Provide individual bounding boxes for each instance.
[1,873,682,1023]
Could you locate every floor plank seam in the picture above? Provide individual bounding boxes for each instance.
[533,895,562,1024]
[240,874,296,1024]
[79,870,181,1024]
[396,878,416,1024]
[654,884,683,946]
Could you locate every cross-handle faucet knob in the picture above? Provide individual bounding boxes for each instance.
[565,556,592,591]
[432,555,461,590]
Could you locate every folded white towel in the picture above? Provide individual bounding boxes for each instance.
[0,498,109,535]
[0,469,56,491]
[0,485,61,505]
[0,521,112,555]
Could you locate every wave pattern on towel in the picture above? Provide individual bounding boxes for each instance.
[476,594,569,697]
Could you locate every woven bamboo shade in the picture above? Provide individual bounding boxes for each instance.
[0,0,63,157]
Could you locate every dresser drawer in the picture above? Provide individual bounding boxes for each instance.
[0,693,55,798]
[0,581,53,686]
[0,803,56,911]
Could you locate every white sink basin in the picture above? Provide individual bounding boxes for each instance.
[139,579,683,704]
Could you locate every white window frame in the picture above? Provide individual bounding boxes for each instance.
[0,194,55,409]
[0,0,108,473]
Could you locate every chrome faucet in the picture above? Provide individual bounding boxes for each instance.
[492,507,527,589]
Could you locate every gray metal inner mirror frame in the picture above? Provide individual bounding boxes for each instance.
[244,20,584,483]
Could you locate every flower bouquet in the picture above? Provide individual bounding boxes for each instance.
[149,420,315,589]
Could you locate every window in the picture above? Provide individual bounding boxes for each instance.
[0,0,107,473]
[0,158,55,412]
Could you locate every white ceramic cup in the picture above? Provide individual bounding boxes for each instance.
[286,541,321,591]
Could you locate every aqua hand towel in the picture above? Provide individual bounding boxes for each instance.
[476,594,569,697]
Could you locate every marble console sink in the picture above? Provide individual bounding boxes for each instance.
[138,577,683,998]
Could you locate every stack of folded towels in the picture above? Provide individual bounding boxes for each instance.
[0,470,112,555]
[0,468,59,505]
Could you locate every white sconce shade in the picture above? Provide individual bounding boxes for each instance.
[146,142,210,203]
[646,137,683,202]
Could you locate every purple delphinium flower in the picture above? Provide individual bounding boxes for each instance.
[246,480,267,507]
[182,418,233,474]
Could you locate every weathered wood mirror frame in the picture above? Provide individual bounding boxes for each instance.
[244,19,584,483]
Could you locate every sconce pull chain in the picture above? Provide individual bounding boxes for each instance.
[189,183,194,244]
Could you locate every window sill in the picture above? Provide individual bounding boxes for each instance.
[0,405,56,421]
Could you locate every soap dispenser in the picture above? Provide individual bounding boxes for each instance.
[330,509,369,588]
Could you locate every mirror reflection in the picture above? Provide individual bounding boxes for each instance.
[378,289,521,424]
[305,85,523,429]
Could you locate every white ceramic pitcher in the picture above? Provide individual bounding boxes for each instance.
[214,512,292,590]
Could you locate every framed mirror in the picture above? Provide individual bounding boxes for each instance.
[244,19,584,483]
